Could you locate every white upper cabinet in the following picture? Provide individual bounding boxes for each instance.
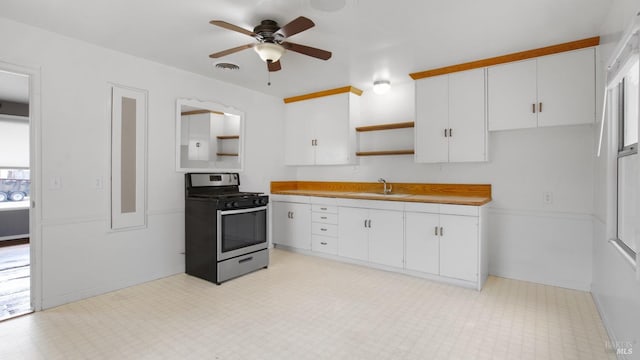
[415,68,487,163]
[488,48,595,131]
[537,49,595,127]
[284,89,361,165]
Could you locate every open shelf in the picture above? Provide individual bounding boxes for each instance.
[216,153,238,156]
[356,150,414,157]
[355,121,414,132]
[216,135,240,140]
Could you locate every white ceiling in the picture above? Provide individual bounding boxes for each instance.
[0,0,611,99]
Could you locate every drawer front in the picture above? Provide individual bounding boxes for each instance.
[312,222,338,237]
[312,235,338,255]
[312,212,338,224]
[312,204,338,213]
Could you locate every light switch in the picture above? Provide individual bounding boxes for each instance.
[543,191,553,205]
[50,176,61,190]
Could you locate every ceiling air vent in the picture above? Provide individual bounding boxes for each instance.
[215,63,240,71]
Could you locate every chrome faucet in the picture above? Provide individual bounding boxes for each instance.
[378,178,392,195]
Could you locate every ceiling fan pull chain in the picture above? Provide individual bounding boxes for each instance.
[267,69,271,86]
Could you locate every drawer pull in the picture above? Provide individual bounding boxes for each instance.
[238,256,253,264]
[434,226,438,236]
[321,216,327,219]
[320,228,327,231]
[320,207,327,210]
[320,242,328,245]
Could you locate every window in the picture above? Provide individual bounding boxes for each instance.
[616,59,639,257]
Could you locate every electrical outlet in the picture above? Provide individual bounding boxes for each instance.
[543,191,553,205]
[94,177,103,190]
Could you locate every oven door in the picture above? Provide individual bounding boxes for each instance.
[217,206,268,261]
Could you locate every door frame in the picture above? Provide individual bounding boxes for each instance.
[0,60,42,311]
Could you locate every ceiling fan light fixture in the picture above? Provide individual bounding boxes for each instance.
[373,80,391,94]
[254,43,285,63]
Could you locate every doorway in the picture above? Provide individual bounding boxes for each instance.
[0,68,34,320]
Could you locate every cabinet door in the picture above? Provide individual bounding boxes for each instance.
[537,48,595,127]
[487,59,538,130]
[337,207,369,261]
[284,101,315,165]
[448,68,487,162]
[439,214,478,282]
[368,209,404,268]
[314,94,353,165]
[272,202,311,250]
[415,75,449,163]
[405,212,440,274]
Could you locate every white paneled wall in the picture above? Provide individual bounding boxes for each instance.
[0,17,292,308]
[592,0,640,354]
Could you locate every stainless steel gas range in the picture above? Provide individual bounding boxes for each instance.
[185,173,269,284]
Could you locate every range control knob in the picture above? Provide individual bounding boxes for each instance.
[225,202,234,208]
[232,201,239,208]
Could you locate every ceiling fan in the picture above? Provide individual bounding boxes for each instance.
[208,16,332,72]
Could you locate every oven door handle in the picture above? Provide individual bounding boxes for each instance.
[219,206,268,216]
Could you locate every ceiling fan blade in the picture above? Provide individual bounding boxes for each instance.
[267,60,282,72]
[209,20,256,37]
[209,43,255,58]
[282,42,332,60]
[275,16,315,38]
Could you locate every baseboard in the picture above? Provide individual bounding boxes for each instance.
[592,291,629,360]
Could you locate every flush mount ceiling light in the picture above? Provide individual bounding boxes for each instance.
[373,80,391,94]
[254,42,286,63]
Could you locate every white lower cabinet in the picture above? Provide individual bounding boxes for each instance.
[337,206,404,268]
[368,209,404,268]
[439,215,478,282]
[272,201,311,250]
[337,207,369,261]
[311,203,338,255]
[271,195,487,290]
[405,212,440,274]
[405,212,479,282]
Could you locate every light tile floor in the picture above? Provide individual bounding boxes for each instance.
[0,249,615,359]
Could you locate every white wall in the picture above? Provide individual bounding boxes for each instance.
[0,117,29,167]
[297,81,595,290]
[0,17,293,308]
[592,0,640,357]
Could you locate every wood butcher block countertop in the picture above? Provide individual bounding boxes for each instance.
[271,181,492,206]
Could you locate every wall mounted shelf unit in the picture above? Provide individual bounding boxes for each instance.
[355,121,414,157]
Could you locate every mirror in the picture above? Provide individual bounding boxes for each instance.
[176,98,244,172]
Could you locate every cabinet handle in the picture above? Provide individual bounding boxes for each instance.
[440,227,444,236]
[368,219,372,228]
[320,228,327,232]
[532,103,536,113]
[315,139,318,146]
[320,242,327,245]
[434,226,438,236]
[364,219,368,228]
[291,212,294,219]
[321,216,327,219]
[320,207,327,210]
[449,128,453,137]
[539,102,543,112]
[444,128,448,137]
